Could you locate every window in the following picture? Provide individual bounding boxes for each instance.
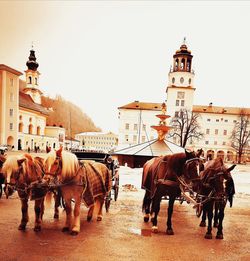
[125,123,129,130]
[125,135,129,142]
[177,92,185,99]
[214,141,218,145]
[207,119,211,122]
[19,123,23,132]
[180,77,184,83]
[9,109,13,117]
[222,141,226,145]
[29,124,33,134]
[206,129,210,134]
[224,119,228,122]
[176,100,180,106]
[233,120,237,123]
[215,129,218,135]
[10,78,14,86]
[10,123,13,130]
[134,124,138,131]
[35,78,38,85]
[216,119,219,122]
[205,141,209,145]
[223,130,227,135]
[29,76,32,84]
[181,100,185,106]
[175,111,179,117]
[172,77,175,84]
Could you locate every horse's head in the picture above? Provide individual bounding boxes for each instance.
[2,156,26,198]
[43,149,79,185]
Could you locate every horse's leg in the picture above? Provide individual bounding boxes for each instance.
[166,195,176,235]
[216,202,226,239]
[199,209,207,227]
[34,198,44,232]
[40,198,45,221]
[213,202,219,228]
[96,196,105,221]
[142,190,151,222]
[62,194,72,233]
[87,205,94,222]
[54,190,60,219]
[151,192,162,233]
[71,193,82,236]
[19,198,29,230]
[204,201,214,239]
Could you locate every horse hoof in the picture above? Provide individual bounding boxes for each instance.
[34,226,41,232]
[18,224,26,231]
[216,234,224,239]
[144,214,149,222]
[97,215,102,221]
[199,221,206,227]
[152,226,158,233]
[213,223,218,228]
[87,216,92,222]
[54,213,59,219]
[62,227,70,233]
[205,233,212,239]
[166,229,174,235]
[150,217,155,223]
[70,231,78,236]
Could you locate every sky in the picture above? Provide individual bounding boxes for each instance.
[0,1,249,133]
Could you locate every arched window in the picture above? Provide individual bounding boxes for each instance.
[187,60,191,72]
[19,123,23,132]
[37,126,41,135]
[175,59,179,70]
[29,76,32,84]
[35,78,38,85]
[29,124,33,134]
[180,58,185,70]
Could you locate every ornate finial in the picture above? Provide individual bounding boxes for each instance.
[161,102,166,115]
[183,37,186,45]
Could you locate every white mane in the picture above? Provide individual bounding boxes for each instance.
[2,155,20,182]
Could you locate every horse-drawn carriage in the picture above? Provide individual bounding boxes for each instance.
[72,150,120,211]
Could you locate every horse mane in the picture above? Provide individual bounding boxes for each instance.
[201,157,225,180]
[61,151,79,179]
[45,150,79,180]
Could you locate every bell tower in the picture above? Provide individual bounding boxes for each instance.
[23,47,42,104]
[166,38,195,117]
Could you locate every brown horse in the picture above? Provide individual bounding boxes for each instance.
[142,150,202,234]
[43,148,111,235]
[0,154,6,198]
[198,157,236,239]
[2,154,46,231]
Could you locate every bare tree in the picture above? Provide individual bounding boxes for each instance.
[168,109,204,148]
[230,109,250,164]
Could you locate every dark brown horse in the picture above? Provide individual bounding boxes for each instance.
[142,150,202,234]
[198,158,236,239]
[2,154,47,231]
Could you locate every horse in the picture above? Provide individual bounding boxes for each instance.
[141,149,202,235]
[198,157,236,239]
[2,153,47,231]
[43,148,111,235]
[0,154,6,198]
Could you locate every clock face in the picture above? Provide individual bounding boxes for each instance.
[172,77,175,84]
[180,77,184,84]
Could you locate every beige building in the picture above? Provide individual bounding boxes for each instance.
[0,49,65,152]
[75,132,118,153]
[118,42,250,162]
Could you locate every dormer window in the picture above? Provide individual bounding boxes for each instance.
[29,76,32,84]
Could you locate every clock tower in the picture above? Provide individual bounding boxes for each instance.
[166,39,195,117]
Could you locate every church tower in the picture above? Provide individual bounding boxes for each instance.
[166,39,195,117]
[23,48,42,104]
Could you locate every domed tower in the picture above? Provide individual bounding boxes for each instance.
[23,47,43,104]
[166,39,195,117]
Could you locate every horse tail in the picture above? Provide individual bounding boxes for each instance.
[225,177,235,207]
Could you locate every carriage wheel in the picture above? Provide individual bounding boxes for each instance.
[105,191,112,212]
[114,177,119,201]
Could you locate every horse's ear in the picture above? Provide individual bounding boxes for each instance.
[17,158,26,166]
[227,164,236,172]
[196,149,203,158]
[185,149,194,159]
[56,147,63,158]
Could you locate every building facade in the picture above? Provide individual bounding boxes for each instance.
[118,42,250,162]
[75,132,118,153]
[0,49,65,152]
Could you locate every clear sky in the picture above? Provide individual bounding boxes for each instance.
[1,1,249,133]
